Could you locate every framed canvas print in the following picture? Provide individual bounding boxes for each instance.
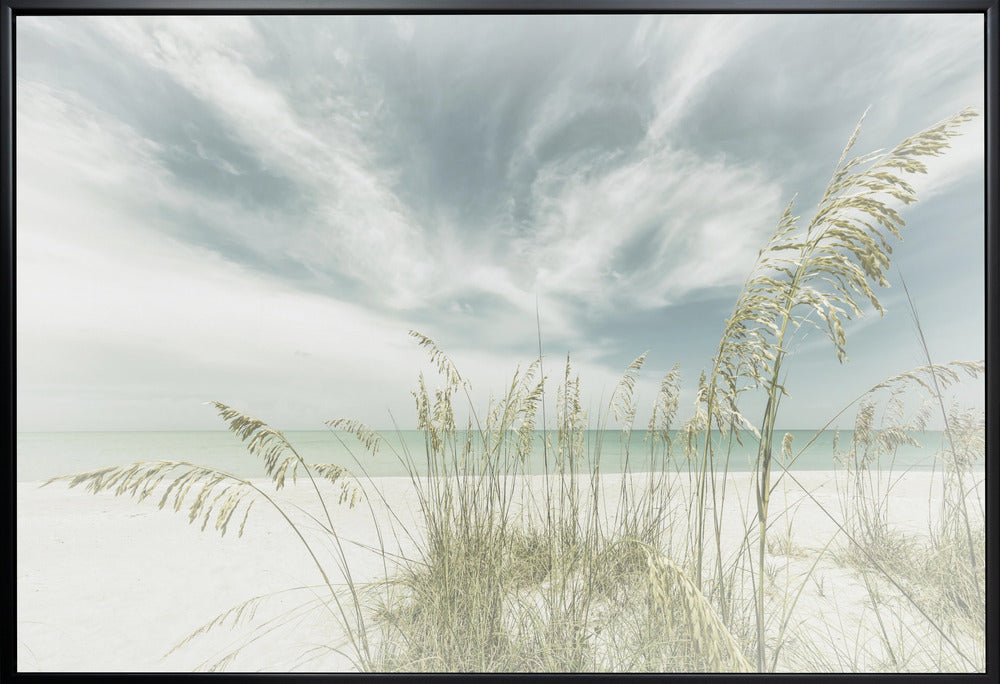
[4,2,995,677]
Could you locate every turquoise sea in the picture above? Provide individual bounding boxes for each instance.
[16,429,971,482]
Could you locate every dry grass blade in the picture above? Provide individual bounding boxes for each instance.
[647,364,681,444]
[869,360,984,395]
[643,548,752,672]
[45,461,258,538]
[409,330,466,388]
[313,463,363,508]
[325,418,386,458]
[165,585,325,657]
[210,402,303,490]
[612,352,648,435]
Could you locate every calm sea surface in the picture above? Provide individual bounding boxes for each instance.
[16,429,970,482]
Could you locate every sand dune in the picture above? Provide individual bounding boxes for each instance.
[16,469,983,672]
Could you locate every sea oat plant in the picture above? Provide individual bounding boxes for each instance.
[686,106,977,669]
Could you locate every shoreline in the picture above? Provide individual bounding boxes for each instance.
[15,428,968,483]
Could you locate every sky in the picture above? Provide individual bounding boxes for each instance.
[16,14,985,432]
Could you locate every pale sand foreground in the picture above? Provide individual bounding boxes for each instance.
[17,470,983,672]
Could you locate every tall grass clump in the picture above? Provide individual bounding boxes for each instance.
[41,107,982,673]
[364,339,745,671]
[686,106,977,669]
[832,361,985,669]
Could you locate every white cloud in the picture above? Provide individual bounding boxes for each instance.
[637,15,763,143]
[90,16,437,309]
[885,15,982,95]
[390,16,416,43]
[15,15,984,432]
[520,143,783,309]
[16,72,633,431]
[493,16,786,310]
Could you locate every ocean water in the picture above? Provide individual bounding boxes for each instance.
[16,429,969,482]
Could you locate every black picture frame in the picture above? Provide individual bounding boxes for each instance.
[1,3,996,682]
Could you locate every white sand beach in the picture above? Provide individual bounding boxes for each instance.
[16,470,984,673]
